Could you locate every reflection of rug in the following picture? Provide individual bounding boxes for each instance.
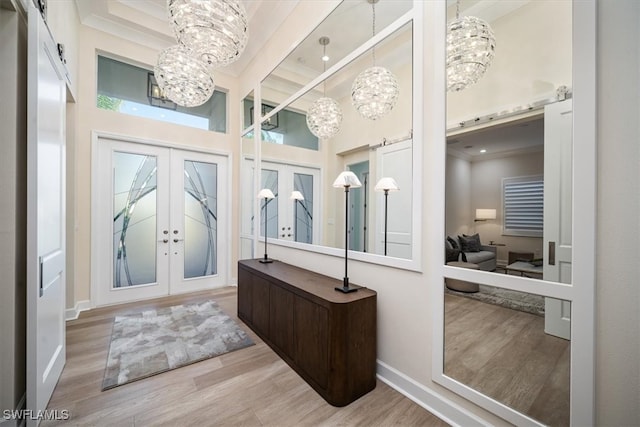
[102,300,254,390]
[446,285,545,316]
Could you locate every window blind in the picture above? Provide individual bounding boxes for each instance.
[503,176,544,237]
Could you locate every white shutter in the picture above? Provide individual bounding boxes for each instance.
[503,175,544,237]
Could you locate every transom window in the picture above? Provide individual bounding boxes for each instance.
[97,55,227,133]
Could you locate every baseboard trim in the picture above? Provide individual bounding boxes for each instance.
[65,300,91,321]
[376,360,487,427]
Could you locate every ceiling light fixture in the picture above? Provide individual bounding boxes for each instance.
[446,0,496,92]
[306,36,343,140]
[154,45,215,107]
[168,0,249,69]
[351,0,399,121]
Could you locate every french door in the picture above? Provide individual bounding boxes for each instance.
[260,161,320,244]
[93,138,228,306]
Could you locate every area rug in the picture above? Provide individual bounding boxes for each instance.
[102,300,254,390]
[446,284,545,316]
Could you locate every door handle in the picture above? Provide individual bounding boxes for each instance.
[548,241,556,265]
[159,239,168,243]
[173,238,184,243]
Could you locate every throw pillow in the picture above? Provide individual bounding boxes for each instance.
[458,233,481,252]
[445,247,460,262]
[446,236,459,249]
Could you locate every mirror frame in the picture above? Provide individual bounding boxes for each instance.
[247,2,423,272]
[431,0,596,425]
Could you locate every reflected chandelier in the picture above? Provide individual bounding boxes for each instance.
[351,0,399,121]
[446,0,496,92]
[168,0,249,69]
[306,37,343,140]
[154,45,215,107]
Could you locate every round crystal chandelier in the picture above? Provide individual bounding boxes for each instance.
[306,37,342,139]
[307,97,343,139]
[446,11,496,92]
[154,45,215,107]
[168,0,248,68]
[351,0,399,121]
[352,66,399,121]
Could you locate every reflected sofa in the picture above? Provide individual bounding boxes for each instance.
[445,235,497,272]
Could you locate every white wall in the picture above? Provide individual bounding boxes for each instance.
[470,150,544,263]
[445,154,471,237]
[447,0,572,125]
[71,25,240,304]
[595,1,640,424]
[45,0,80,98]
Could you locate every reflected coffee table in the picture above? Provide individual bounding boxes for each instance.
[505,261,543,278]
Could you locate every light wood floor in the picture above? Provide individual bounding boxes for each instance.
[445,293,570,427]
[44,287,448,426]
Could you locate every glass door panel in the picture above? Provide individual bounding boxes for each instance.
[293,173,313,244]
[184,160,217,279]
[112,151,158,288]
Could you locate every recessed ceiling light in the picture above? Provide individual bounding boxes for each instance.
[322,55,329,62]
[480,149,487,153]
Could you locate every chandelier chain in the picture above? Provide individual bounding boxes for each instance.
[372,1,376,65]
[456,0,460,19]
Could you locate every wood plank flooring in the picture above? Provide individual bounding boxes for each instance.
[44,287,448,426]
[444,293,570,427]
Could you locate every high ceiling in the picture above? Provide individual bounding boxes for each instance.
[74,0,301,76]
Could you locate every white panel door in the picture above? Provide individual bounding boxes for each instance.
[376,140,413,258]
[26,3,67,422]
[544,99,573,340]
[95,140,171,306]
[170,150,228,294]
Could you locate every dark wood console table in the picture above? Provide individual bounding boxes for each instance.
[237,259,377,407]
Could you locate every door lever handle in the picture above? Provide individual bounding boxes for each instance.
[548,241,556,265]
[173,238,184,243]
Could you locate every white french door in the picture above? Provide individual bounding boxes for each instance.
[260,161,320,244]
[93,138,228,306]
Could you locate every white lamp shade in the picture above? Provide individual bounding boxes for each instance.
[374,177,399,192]
[257,188,275,199]
[290,191,304,201]
[475,208,497,220]
[332,171,362,188]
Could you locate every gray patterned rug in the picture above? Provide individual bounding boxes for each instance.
[102,300,254,390]
[446,284,545,316]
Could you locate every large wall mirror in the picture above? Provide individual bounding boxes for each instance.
[242,0,421,269]
[439,0,587,425]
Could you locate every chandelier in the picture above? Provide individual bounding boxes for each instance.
[154,45,215,107]
[351,0,399,121]
[446,0,496,92]
[306,37,343,139]
[168,0,249,69]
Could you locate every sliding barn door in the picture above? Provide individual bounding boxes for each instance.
[26,3,67,422]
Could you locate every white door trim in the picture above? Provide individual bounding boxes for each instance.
[91,131,232,307]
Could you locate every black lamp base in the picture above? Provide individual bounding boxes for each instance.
[335,286,358,293]
[335,277,358,293]
[259,256,273,264]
